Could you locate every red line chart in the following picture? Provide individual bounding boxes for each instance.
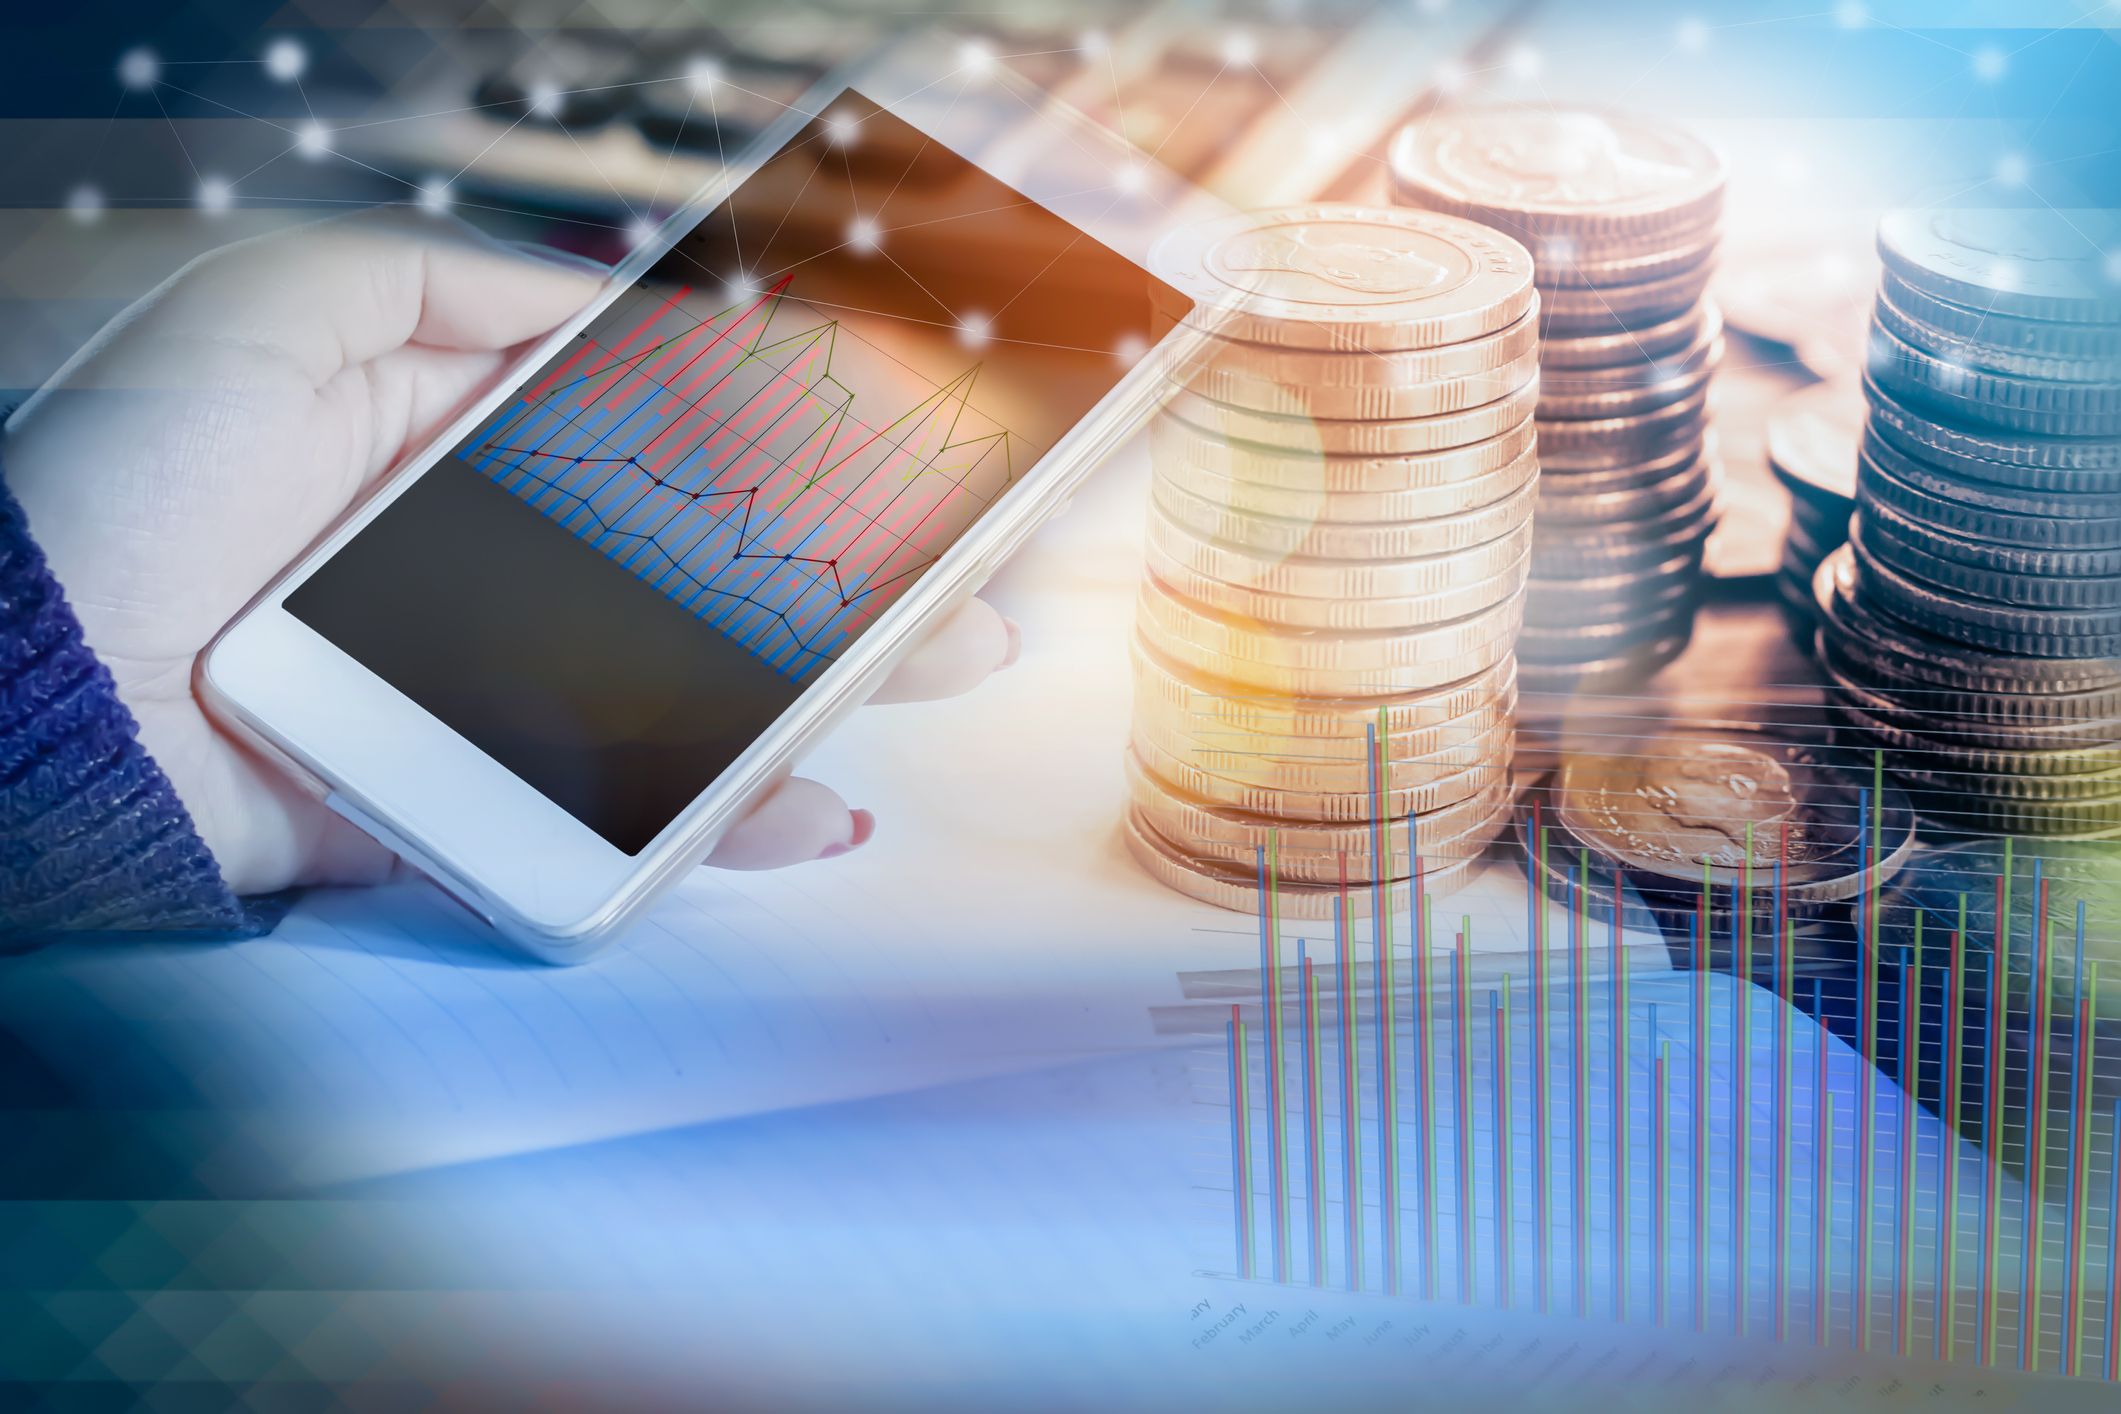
[461,275,1022,680]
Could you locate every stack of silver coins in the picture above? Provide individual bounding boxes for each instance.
[1390,107,1727,694]
[1125,205,1539,918]
[1817,207,2121,838]
[1766,380,1863,641]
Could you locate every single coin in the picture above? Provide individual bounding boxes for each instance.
[1524,567,1697,629]
[1821,657,2121,756]
[1857,440,2121,550]
[1877,269,2121,366]
[1855,511,2121,610]
[1530,232,1720,290]
[1150,204,1538,352]
[1873,276,2121,383]
[1537,259,1717,331]
[1766,379,1864,507]
[1150,412,1538,493]
[1538,306,1723,388]
[1857,491,2121,578]
[1151,471,1536,562]
[1517,601,1697,662]
[1134,681,1518,769]
[1173,347,1539,421]
[1143,507,1534,601]
[1877,207,2121,325]
[1862,372,2121,482]
[1126,761,1512,884]
[1839,716,2121,801]
[1122,809,1493,919]
[1162,379,1539,457]
[1130,732,1508,822]
[1540,302,1715,370]
[1137,572,1522,674]
[1534,454,1711,526]
[1851,536,2121,657]
[1130,712,1512,797]
[1537,336,1721,420]
[1538,436,1705,493]
[1515,630,1692,696]
[1813,546,2121,698]
[1129,633,1518,739]
[1887,788,2121,839]
[1867,316,2121,435]
[1528,478,1719,578]
[1144,551,1529,631]
[1532,386,1709,461]
[1821,639,2121,730]
[1152,439,1538,523]
[1551,720,1918,897]
[1388,106,1725,244]
[1171,309,1538,392]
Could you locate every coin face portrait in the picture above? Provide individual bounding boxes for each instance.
[1210,222,1456,303]
[1559,738,1802,872]
[1436,111,1695,208]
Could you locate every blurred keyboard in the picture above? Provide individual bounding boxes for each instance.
[340,0,1523,230]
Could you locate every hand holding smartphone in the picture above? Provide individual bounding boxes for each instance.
[202,42,1206,957]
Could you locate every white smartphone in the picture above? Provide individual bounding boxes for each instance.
[200,38,1217,960]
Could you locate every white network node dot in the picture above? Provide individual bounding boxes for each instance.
[1221,30,1260,67]
[528,80,563,117]
[958,41,995,77]
[2104,249,2121,285]
[846,215,881,252]
[1834,1,1867,28]
[66,185,104,224]
[1994,152,2029,186]
[685,56,722,95]
[416,177,452,214]
[825,111,861,147]
[627,217,658,249]
[1417,0,1451,15]
[1078,29,1108,56]
[1505,44,1543,81]
[196,176,233,214]
[1972,46,2006,82]
[957,311,993,348]
[264,38,306,83]
[1988,259,2018,291]
[1677,18,1710,51]
[1434,58,1470,95]
[1114,332,1149,367]
[727,270,758,301]
[295,120,330,159]
[117,47,159,91]
[1115,158,1150,196]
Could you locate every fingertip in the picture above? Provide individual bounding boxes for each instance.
[819,808,875,860]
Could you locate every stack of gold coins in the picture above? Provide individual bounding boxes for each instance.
[1390,107,1727,695]
[1124,205,1539,918]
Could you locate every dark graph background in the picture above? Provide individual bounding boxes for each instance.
[290,93,1182,852]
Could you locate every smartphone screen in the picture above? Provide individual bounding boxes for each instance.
[288,91,1187,854]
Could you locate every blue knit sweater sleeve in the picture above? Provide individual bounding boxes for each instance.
[0,475,270,943]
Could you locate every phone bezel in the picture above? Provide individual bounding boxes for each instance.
[199,33,1220,959]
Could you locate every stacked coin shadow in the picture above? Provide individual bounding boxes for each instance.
[1390,107,1728,694]
[1123,206,1540,919]
[1765,380,1862,643]
[1814,207,2121,840]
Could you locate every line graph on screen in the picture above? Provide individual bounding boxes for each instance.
[460,275,1023,682]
